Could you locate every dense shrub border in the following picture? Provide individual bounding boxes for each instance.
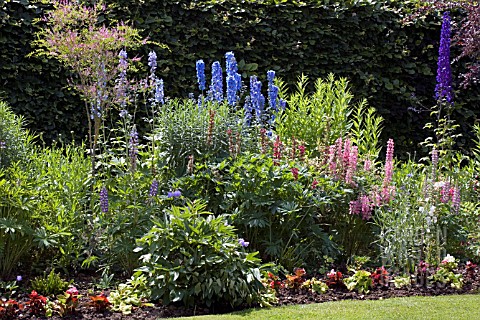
[1,0,479,154]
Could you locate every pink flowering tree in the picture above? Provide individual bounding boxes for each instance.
[30,0,143,172]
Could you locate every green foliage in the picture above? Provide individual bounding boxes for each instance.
[26,143,91,272]
[0,101,34,168]
[373,160,440,271]
[135,200,265,307]
[220,152,339,268]
[0,162,37,277]
[275,74,354,150]
[0,280,19,299]
[30,270,72,296]
[472,124,480,163]
[344,270,373,294]
[302,277,329,294]
[150,98,245,176]
[349,102,384,161]
[428,255,463,289]
[2,0,479,154]
[0,140,90,276]
[392,274,412,288]
[109,274,152,315]
[0,1,85,143]
[91,149,168,274]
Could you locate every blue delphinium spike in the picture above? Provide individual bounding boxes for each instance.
[196,59,206,91]
[209,61,223,102]
[435,12,453,104]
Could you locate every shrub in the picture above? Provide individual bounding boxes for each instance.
[220,151,340,269]
[150,98,247,176]
[27,143,91,272]
[275,74,355,151]
[134,200,265,307]
[0,162,38,277]
[0,101,33,168]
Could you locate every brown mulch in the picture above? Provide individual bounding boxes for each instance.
[10,266,480,319]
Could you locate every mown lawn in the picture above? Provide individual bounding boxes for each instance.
[177,294,480,320]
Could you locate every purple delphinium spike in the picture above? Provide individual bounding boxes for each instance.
[100,186,108,213]
[435,12,453,104]
[149,179,159,197]
[148,51,157,75]
[267,70,279,112]
[250,76,264,121]
[118,49,128,81]
[155,78,164,105]
[235,73,242,92]
[129,126,139,171]
[117,49,129,117]
[269,84,279,111]
[225,52,237,75]
[196,59,206,91]
[226,52,242,95]
[226,52,240,106]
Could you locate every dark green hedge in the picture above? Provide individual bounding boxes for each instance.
[1,0,479,155]
[0,0,85,143]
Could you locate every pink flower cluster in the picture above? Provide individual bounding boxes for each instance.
[260,128,268,154]
[382,138,394,188]
[349,195,372,220]
[273,136,283,166]
[431,147,439,180]
[327,138,358,186]
[349,139,396,221]
[435,181,461,213]
[227,129,241,157]
[291,167,299,181]
[289,137,306,161]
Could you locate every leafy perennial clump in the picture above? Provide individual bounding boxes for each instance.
[134,200,265,307]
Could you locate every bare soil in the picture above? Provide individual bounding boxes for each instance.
[12,265,480,319]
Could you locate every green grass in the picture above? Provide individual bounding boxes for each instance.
[177,294,480,320]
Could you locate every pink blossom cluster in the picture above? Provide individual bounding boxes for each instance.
[439,181,452,203]
[227,128,234,155]
[260,128,268,154]
[290,137,297,160]
[326,138,358,185]
[382,139,394,188]
[273,136,283,166]
[381,139,395,202]
[289,137,306,161]
[431,147,439,180]
[363,159,372,171]
[291,167,299,181]
[298,145,306,161]
[349,195,373,220]
[206,109,215,146]
[435,181,461,213]
[348,139,397,221]
[227,129,242,157]
[452,186,461,213]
